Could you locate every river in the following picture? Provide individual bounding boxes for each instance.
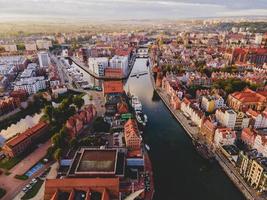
[124,58,244,200]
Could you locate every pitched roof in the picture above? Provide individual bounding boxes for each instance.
[103,81,124,94]
[6,121,48,147]
[124,119,140,139]
[45,177,119,188]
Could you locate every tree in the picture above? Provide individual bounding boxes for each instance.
[44,105,54,123]
[68,106,76,117]
[46,146,55,159]
[53,148,62,163]
[70,138,78,148]
[72,95,84,110]
[92,117,110,133]
[59,99,71,111]
[51,133,61,147]
[17,43,25,51]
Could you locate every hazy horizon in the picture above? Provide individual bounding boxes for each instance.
[0,0,266,22]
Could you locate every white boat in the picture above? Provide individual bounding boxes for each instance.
[131,95,142,111]
[145,144,150,151]
[136,110,148,126]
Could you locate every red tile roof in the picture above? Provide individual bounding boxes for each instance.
[45,177,119,190]
[103,81,124,94]
[6,121,48,147]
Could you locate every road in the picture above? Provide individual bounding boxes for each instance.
[0,141,51,200]
[13,162,58,200]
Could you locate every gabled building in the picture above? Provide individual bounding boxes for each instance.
[234,111,250,130]
[227,88,267,112]
[241,128,257,146]
[200,117,217,145]
[215,108,236,129]
[181,98,204,128]
[214,128,236,147]
[2,121,49,158]
[124,119,141,151]
[44,178,120,200]
[246,108,267,129]
[253,133,267,157]
[66,105,96,138]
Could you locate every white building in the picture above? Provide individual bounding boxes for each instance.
[20,68,35,79]
[38,52,50,68]
[215,108,237,129]
[3,44,17,52]
[36,40,52,50]
[201,94,224,112]
[246,109,267,129]
[181,98,204,128]
[14,76,46,94]
[255,34,263,45]
[88,57,109,77]
[0,64,16,76]
[0,56,27,71]
[25,42,37,51]
[109,55,129,76]
[214,128,236,147]
[253,134,267,157]
[214,95,224,109]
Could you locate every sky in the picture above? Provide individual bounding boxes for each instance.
[0,0,266,21]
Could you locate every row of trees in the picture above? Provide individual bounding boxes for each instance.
[44,95,84,162]
[43,95,84,125]
[211,78,260,94]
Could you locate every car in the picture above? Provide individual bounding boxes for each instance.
[26,184,31,188]
[22,187,28,193]
[31,178,37,184]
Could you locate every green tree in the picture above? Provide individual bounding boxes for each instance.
[44,105,54,123]
[17,43,25,51]
[51,133,61,147]
[70,138,78,148]
[92,117,110,133]
[46,146,55,159]
[72,95,84,110]
[53,148,62,163]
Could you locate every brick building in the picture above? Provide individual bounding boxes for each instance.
[2,121,49,158]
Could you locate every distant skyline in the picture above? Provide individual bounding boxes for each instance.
[0,0,267,21]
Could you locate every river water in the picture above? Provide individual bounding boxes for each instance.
[124,58,244,200]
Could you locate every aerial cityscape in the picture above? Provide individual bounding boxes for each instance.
[0,0,267,200]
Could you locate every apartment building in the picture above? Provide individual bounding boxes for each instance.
[109,55,129,76]
[214,128,236,147]
[88,57,109,77]
[215,108,236,129]
[14,76,46,94]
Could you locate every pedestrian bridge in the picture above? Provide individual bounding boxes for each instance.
[130,70,148,77]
